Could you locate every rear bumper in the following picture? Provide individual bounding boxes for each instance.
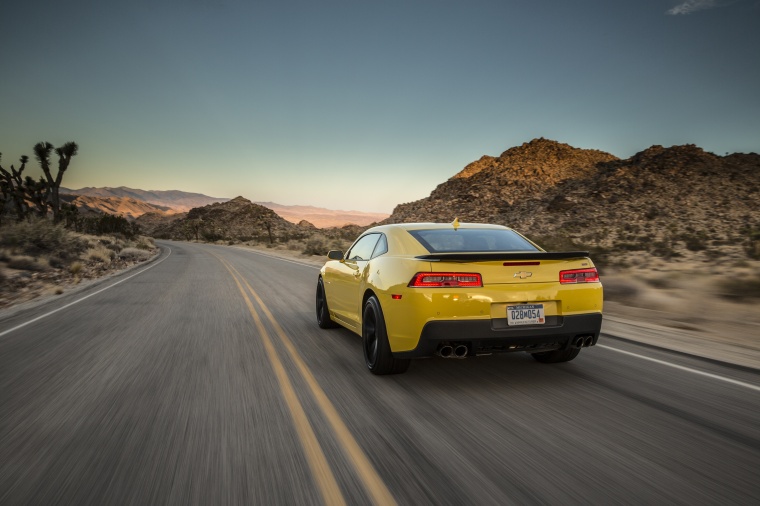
[393,313,603,359]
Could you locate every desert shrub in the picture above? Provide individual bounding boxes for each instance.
[0,249,10,262]
[614,242,646,252]
[0,270,5,283]
[202,230,224,242]
[48,255,67,269]
[680,231,709,252]
[78,213,139,239]
[716,276,760,301]
[70,262,83,275]
[99,237,127,252]
[303,236,329,256]
[8,256,48,271]
[118,247,151,261]
[651,241,679,259]
[281,239,304,251]
[0,218,83,256]
[330,239,352,253]
[134,236,155,250]
[86,245,114,264]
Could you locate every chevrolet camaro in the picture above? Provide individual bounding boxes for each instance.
[316,221,603,375]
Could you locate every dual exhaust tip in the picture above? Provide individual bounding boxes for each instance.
[437,337,593,357]
[437,344,468,359]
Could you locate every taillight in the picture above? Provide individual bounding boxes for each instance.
[560,268,599,284]
[408,272,483,287]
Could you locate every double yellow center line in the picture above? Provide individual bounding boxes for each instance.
[214,254,396,506]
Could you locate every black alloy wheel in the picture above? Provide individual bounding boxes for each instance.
[316,277,338,329]
[362,296,410,375]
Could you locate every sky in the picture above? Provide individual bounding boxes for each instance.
[1,0,759,213]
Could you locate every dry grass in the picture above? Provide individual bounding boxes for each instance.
[0,217,83,257]
[0,219,158,309]
[118,247,152,261]
[135,236,155,250]
[86,245,114,265]
[7,256,49,272]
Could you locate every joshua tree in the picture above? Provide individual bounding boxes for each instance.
[61,202,79,231]
[0,153,31,222]
[24,175,51,217]
[35,141,78,222]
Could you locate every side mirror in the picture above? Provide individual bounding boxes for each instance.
[327,250,344,261]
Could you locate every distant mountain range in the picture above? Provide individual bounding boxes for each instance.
[60,187,227,213]
[257,202,388,228]
[60,194,177,220]
[60,186,388,227]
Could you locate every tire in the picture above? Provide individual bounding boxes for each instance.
[531,347,581,363]
[316,277,338,329]
[362,296,410,375]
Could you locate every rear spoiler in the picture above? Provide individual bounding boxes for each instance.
[416,251,590,262]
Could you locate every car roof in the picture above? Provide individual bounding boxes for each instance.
[356,223,518,256]
[365,222,513,233]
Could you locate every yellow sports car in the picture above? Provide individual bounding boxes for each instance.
[316,222,603,375]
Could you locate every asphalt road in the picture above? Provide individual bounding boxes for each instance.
[1,240,759,505]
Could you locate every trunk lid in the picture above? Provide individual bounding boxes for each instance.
[418,252,594,285]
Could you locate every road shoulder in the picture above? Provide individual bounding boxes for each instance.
[602,313,760,371]
[0,246,165,325]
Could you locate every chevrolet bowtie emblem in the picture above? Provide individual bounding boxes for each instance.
[514,271,533,279]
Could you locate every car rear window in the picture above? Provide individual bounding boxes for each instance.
[408,228,539,253]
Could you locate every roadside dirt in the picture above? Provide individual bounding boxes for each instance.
[601,263,760,368]
[0,251,159,310]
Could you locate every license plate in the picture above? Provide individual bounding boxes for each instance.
[507,304,545,326]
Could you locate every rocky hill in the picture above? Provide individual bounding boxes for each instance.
[384,138,760,264]
[138,196,308,243]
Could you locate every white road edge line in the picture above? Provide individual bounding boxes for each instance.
[598,344,760,393]
[0,246,173,338]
